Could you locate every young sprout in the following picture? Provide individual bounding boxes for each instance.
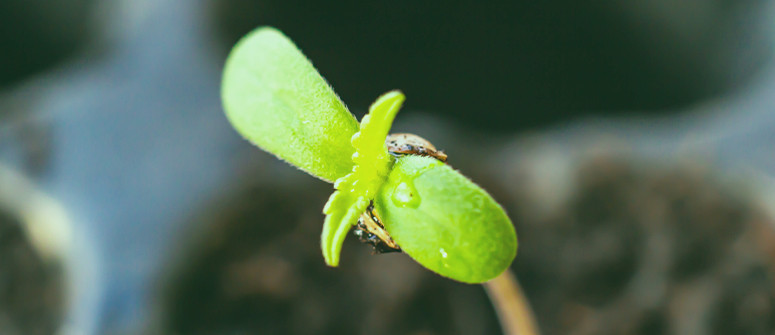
[221,27,517,283]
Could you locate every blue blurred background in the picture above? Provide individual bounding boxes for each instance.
[1,0,775,334]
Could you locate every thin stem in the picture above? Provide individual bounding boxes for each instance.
[483,269,541,335]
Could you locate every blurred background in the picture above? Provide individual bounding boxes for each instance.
[1,0,775,334]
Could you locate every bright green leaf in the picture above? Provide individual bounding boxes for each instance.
[321,191,368,266]
[221,27,359,182]
[375,155,518,283]
[320,91,405,266]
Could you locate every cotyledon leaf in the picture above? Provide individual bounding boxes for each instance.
[221,27,359,182]
[374,155,518,284]
[321,91,405,266]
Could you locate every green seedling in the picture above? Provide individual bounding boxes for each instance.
[222,27,517,283]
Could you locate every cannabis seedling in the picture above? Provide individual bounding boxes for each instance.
[221,27,517,283]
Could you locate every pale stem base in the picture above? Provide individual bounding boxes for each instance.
[483,270,541,335]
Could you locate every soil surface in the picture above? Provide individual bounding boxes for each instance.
[507,156,775,335]
[161,155,775,335]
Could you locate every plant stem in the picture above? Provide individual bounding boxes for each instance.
[483,269,540,335]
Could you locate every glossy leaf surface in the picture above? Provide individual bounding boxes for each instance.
[375,155,518,283]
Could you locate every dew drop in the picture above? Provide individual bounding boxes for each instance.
[391,181,421,208]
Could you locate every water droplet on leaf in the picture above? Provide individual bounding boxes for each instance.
[391,181,421,208]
